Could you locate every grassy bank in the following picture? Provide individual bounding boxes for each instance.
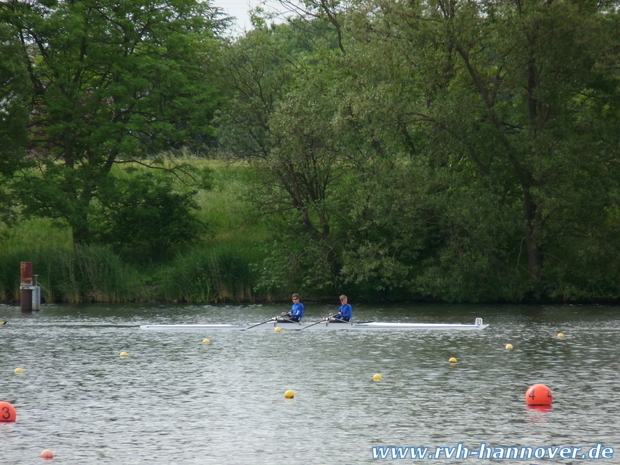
[0,160,268,304]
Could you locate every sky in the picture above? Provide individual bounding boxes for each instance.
[215,0,287,35]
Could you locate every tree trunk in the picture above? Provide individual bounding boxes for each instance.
[522,189,544,289]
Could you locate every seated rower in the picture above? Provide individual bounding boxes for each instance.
[329,295,353,322]
[280,293,305,322]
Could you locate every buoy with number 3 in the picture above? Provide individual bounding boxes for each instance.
[0,401,17,422]
[525,384,553,406]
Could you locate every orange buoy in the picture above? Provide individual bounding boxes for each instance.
[41,449,54,460]
[525,384,553,406]
[0,401,17,422]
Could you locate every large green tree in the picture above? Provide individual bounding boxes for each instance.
[217,23,354,294]
[1,0,225,245]
[222,0,620,302]
[355,0,620,300]
[0,21,29,225]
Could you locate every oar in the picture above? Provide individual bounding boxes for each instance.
[296,316,331,331]
[243,317,276,331]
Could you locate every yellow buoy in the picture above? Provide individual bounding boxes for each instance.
[505,344,513,350]
[202,339,211,344]
[449,357,457,363]
[284,390,295,399]
[557,333,565,338]
[120,352,129,357]
[14,367,24,374]
[274,327,282,333]
[372,374,383,381]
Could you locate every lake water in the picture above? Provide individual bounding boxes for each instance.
[1,302,619,464]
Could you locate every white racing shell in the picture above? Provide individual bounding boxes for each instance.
[140,318,489,331]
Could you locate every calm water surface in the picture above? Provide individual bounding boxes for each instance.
[1,303,619,464]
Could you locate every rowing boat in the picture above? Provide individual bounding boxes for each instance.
[140,318,489,331]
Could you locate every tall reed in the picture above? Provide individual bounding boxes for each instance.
[0,245,142,303]
[157,243,260,303]
[53,246,143,303]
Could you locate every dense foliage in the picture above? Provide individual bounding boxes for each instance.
[0,0,223,245]
[218,0,620,302]
[2,0,620,303]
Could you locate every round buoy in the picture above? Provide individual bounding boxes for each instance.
[0,401,17,422]
[120,352,129,357]
[284,390,295,399]
[525,384,553,405]
[505,344,513,350]
[557,333,565,338]
[202,339,211,344]
[41,449,54,460]
[372,374,382,381]
[274,327,282,333]
[448,357,457,363]
[14,367,24,374]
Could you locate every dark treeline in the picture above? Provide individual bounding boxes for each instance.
[2,0,620,304]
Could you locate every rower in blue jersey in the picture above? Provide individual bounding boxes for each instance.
[280,293,305,322]
[330,295,353,322]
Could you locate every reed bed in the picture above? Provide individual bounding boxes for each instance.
[0,243,263,304]
[156,243,261,303]
[0,245,142,304]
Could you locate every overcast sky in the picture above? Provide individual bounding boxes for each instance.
[215,0,287,35]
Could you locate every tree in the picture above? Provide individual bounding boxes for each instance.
[220,0,620,302]
[1,0,226,245]
[92,170,210,259]
[0,22,29,225]
[344,0,620,300]
[217,22,353,293]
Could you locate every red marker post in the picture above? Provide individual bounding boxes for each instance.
[20,262,34,311]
